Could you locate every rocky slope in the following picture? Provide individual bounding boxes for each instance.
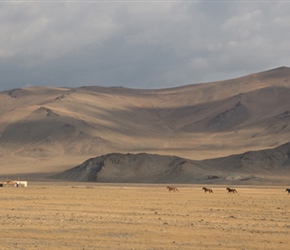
[1,66,290,177]
[53,142,290,184]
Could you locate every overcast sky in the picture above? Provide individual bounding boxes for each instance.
[0,1,290,92]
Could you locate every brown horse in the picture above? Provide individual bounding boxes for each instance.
[202,187,213,193]
[167,186,178,192]
[286,188,290,195]
[226,187,237,193]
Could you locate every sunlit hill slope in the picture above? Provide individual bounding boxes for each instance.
[1,66,290,179]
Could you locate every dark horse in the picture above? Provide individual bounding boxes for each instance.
[226,187,237,193]
[167,186,178,192]
[202,187,213,193]
[286,188,290,195]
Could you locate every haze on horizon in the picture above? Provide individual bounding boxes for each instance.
[0,1,290,92]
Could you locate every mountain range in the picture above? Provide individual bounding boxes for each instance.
[1,66,290,183]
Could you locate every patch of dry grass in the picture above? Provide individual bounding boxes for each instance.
[0,184,289,249]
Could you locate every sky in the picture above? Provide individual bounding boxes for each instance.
[0,0,290,92]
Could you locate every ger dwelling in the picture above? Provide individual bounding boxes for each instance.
[0,180,28,187]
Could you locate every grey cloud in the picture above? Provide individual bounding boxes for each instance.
[0,2,289,92]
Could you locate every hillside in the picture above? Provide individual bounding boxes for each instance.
[53,142,290,184]
[1,66,290,178]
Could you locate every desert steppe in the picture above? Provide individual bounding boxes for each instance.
[0,183,289,250]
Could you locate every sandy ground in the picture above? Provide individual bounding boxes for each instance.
[0,183,290,250]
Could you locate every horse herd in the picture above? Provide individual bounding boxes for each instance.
[167,186,290,195]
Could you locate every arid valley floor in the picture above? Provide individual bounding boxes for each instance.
[0,183,289,250]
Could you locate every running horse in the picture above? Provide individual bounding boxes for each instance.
[226,187,237,193]
[202,187,213,193]
[167,186,178,192]
[286,188,290,195]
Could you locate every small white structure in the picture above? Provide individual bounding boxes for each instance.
[0,180,28,187]
[16,181,28,187]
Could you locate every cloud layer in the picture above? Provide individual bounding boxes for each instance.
[0,1,290,91]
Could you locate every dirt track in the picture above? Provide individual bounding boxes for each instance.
[0,184,289,250]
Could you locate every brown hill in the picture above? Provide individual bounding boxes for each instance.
[1,66,290,178]
[53,142,290,184]
[52,153,219,183]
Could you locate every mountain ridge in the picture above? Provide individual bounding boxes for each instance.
[53,142,290,184]
[1,66,290,179]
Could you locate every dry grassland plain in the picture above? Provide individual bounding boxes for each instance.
[0,184,290,250]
